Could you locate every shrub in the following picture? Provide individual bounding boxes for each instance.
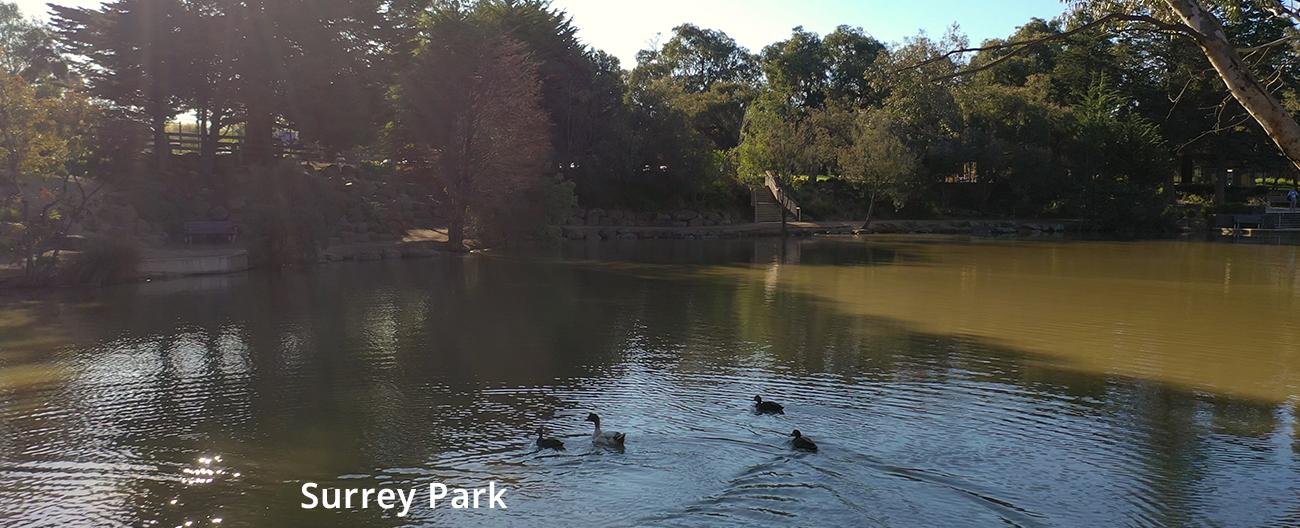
[235,162,336,269]
[61,237,140,286]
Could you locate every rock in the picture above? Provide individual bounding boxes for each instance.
[55,234,88,251]
[402,247,438,258]
[673,210,699,221]
[356,251,380,261]
[562,227,586,240]
[382,248,402,259]
[0,222,25,239]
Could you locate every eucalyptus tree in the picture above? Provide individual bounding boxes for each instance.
[760,27,829,109]
[630,24,759,150]
[822,25,887,107]
[937,0,1300,172]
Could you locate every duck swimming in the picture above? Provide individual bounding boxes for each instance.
[790,429,817,452]
[753,396,784,414]
[535,427,564,450]
[585,413,626,447]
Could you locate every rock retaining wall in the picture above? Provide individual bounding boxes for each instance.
[565,208,740,228]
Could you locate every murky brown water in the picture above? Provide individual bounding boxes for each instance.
[1,235,1298,527]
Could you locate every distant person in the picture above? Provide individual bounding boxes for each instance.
[1289,188,1298,211]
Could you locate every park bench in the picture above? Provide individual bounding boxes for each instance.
[183,221,239,244]
[1233,214,1264,228]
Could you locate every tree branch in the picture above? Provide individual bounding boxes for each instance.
[1238,34,1300,55]
[906,12,1201,82]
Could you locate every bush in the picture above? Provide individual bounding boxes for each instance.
[235,162,336,269]
[61,238,140,286]
[1207,202,1259,215]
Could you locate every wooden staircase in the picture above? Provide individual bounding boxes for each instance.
[752,173,805,223]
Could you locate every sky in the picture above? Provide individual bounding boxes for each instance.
[15,0,1070,67]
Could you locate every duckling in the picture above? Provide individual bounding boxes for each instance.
[753,395,784,414]
[790,429,817,452]
[585,413,626,447]
[535,427,564,450]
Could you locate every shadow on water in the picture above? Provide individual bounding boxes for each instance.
[0,237,1297,527]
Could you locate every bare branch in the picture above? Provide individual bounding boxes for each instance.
[1238,34,1300,55]
[907,12,1201,82]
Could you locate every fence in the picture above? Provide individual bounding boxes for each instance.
[150,132,327,161]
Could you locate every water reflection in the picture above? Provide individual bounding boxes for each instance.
[0,237,1298,526]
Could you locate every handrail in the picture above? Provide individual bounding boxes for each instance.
[764,172,802,221]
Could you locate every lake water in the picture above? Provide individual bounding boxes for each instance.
[2,235,1299,527]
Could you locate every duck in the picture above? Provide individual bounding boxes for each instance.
[753,395,784,414]
[790,429,817,452]
[535,427,564,450]
[585,413,626,447]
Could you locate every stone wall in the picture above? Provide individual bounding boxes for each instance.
[565,208,740,228]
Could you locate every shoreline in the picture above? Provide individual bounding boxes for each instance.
[560,219,1076,240]
[0,219,1087,292]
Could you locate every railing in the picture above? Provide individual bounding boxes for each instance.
[764,172,802,221]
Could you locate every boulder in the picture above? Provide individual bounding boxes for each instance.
[561,227,586,240]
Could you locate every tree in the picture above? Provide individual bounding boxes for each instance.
[630,24,758,150]
[0,72,97,281]
[0,2,67,84]
[938,1,1300,172]
[737,90,817,185]
[1066,79,1174,227]
[394,10,551,250]
[52,0,388,168]
[632,23,758,93]
[472,0,636,205]
[822,25,887,106]
[760,26,828,108]
[52,0,187,169]
[837,109,920,228]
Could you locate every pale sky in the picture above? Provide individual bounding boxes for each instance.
[15,0,1069,67]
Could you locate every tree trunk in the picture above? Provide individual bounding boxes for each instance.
[152,115,168,170]
[1165,0,1300,171]
[447,203,466,252]
[860,191,877,231]
[244,105,274,166]
[1178,154,1193,186]
[198,101,213,179]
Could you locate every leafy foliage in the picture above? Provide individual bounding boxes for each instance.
[394,6,551,249]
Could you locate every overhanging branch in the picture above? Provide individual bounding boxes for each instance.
[904,12,1201,82]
